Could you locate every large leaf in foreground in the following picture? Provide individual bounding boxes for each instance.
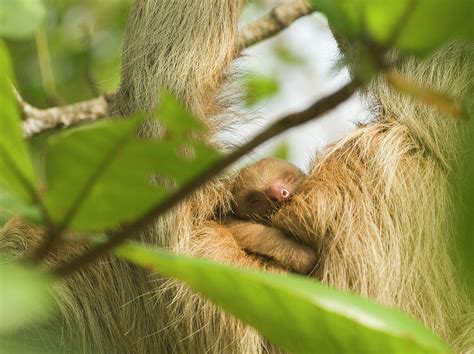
[116,243,450,354]
[44,95,219,231]
[0,41,37,202]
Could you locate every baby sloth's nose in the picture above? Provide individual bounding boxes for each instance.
[265,183,291,204]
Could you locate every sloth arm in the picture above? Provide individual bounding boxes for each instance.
[225,219,317,274]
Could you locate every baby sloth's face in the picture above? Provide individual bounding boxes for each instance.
[232,158,305,221]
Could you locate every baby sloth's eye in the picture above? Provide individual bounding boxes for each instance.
[245,191,262,205]
[281,170,300,183]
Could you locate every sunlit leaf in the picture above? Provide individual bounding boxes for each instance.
[0,261,54,335]
[117,243,450,354]
[310,0,473,55]
[0,0,46,39]
[0,41,37,202]
[244,74,280,106]
[366,0,472,54]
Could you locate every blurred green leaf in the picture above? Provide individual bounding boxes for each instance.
[367,0,472,54]
[244,74,280,106]
[0,0,46,39]
[0,261,54,335]
[310,0,473,55]
[353,45,378,83]
[116,242,450,354]
[0,215,8,228]
[0,41,37,203]
[273,43,305,66]
[269,142,290,161]
[157,91,206,139]
[44,94,219,231]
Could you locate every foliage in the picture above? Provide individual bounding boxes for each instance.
[310,0,473,54]
[0,40,39,212]
[44,95,219,231]
[5,0,131,106]
[0,0,472,352]
[273,42,306,66]
[244,74,280,106]
[117,242,450,354]
[269,141,290,160]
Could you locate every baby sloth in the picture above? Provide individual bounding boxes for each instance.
[225,158,317,274]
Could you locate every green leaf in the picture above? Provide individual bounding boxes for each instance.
[244,74,280,106]
[116,243,451,354]
[0,41,37,202]
[310,0,473,55]
[0,261,54,335]
[0,0,46,39]
[310,0,361,35]
[352,44,378,83]
[273,43,306,66]
[368,0,472,54]
[157,91,207,139]
[269,142,290,161]
[44,95,219,231]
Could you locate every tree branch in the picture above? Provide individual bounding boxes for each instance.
[21,93,113,137]
[53,79,360,277]
[19,1,315,136]
[240,0,313,48]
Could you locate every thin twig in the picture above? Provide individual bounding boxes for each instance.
[53,79,360,277]
[18,1,315,136]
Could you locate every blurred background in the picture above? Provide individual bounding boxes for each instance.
[7,0,368,170]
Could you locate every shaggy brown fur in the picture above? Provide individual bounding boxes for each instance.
[110,0,242,122]
[273,43,474,352]
[1,0,473,352]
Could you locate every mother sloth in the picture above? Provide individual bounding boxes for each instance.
[1,0,473,352]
